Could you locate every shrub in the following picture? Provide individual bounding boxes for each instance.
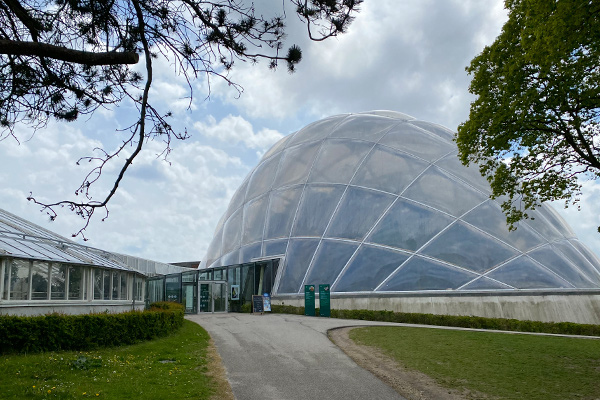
[0,304,184,354]
[271,306,600,336]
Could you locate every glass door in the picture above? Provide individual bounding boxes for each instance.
[198,281,227,313]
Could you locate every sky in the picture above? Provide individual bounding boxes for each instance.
[1,0,599,263]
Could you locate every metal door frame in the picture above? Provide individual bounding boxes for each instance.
[197,280,228,313]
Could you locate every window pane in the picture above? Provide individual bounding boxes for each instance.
[264,239,288,258]
[402,166,487,217]
[351,145,428,195]
[51,264,66,300]
[463,200,544,252]
[10,259,30,300]
[367,199,454,251]
[329,114,397,142]
[265,186,303,239]
[103,271,111,300]
[222,208,243,255]
[246,152,282,201]
[379,256,477,291]
[308,140,373,184]
[272,142,321,189]
[421,222,518,273]
[435,152,491,193]
[379,122,454,161]
[529,245,596,288]
[303,240,358,287]
[242,195,269,245]
[292,184,345,237]
[325,187,395,241]
[69,266,83,300]
[240,242,261,264]
[121,273,128,300]
[335,245,410,292]
[31,261,49,300]
[277,239,320,294]
[94,269,103,300]
[487,256,573,289]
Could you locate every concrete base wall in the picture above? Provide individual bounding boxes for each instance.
[272,292,600,325]
[0,301,145,316]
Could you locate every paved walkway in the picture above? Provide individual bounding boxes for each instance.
[186,313,404,400]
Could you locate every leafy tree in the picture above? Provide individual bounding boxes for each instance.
[456,0,599,230]
[0,0,361,237]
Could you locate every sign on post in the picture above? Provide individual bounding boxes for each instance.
[304,285,315,316]
[319,284,330,317]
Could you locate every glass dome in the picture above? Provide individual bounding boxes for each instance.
[201,111,600,294]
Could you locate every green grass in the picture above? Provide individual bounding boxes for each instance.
[350,326,600,400]
[0,320,217,399]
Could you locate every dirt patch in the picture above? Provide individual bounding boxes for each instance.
[205,338,235,400]
[328,326,491,400]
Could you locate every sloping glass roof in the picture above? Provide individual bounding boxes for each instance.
[202,111,600,294]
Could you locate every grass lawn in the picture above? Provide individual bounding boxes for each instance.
[0,320,222,399]
[350,326,600,400]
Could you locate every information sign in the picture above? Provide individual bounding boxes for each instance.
[200,284,210,312]
[252,295,264,313]
[231,284,240,300]
[304,285,315,316]
[319,284,330,317]
[263,293,272,312]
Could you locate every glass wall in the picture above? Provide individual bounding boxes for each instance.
[51,264,66,300]
[10,259,30,300]
[31,261,49,300]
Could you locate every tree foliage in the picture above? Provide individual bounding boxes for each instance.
[456,0,600,229]
[0,0,361,237]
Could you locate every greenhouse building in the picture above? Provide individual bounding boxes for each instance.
[199,111,600,324]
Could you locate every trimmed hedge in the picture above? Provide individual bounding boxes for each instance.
[270,305,600,336]
[0,302,184,354]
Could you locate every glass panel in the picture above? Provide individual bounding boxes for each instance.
[303,240,358,287]
[334,245,410,292]
[222,208,243,255]
[435,152,492,193]
[560,240,600,285]
[31,261,49,300]
[325,187,395,241]
[224,177,249,221]
[199,270,213,281]
[487,256,573,289]
[277,239,320,294]
[308,139,373,184]
[402,166,487,216]
[165,275,181,303]
[221,250,240,267]
[240,242,261,263]
[204,227,223,269]
[287,116,342,146]
[360,110,415,120]
[367,199,454,251]
[111,271,120,300]
[536,205,575,239]
[241,264,255,303]
[93,269,102,300]
[242,195,269,245]
[272,142,321,189]
[2,262,7,300]
[103,271,111,300]
[379,122,454,161]
[569,239,600,271]
[351,145,429,195]
[408,120,455,141]
[329,114,398,142]
[379,256,477,291]
[522,208,563,242]
[262,133,294,160]
[265,186,303,239]
[463,200,544,252]
[52,264,67,300]
[121,273,128,300]
[199,283,212,312]
[246,153,282,201]
[69,266,83,300]
[529,245,596,288]
[264,239,288,257]
[421,221,518,273]
[292,184,346,237]
[10,259,30,300]
[460,277,512,290]
[214,283,227,312]
[214,268,226,281]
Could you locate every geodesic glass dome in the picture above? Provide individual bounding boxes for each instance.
[201,111,600,294]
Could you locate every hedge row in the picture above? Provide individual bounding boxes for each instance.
[0,302,184,354]
[270,305,600,336]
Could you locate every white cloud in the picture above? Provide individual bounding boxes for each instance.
[194,114,283,151]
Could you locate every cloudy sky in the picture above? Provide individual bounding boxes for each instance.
[1,0,599,263]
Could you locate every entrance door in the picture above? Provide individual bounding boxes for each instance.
[198,281,227,313]
[182,282,197,314]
